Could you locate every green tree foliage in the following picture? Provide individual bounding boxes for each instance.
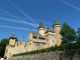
[0,38,9,57]
[76,28,80,44]
[60,22,76,44]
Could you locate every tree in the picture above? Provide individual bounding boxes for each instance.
[0,38,9,57]
[76,28,80,44]
[60,22,76,44]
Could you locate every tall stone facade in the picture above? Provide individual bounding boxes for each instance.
[4,18,62,60]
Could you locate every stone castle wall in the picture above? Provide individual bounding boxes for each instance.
[9,51,80,60]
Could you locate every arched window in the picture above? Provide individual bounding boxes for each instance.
[30,43,31,45]
[24,45,26,48]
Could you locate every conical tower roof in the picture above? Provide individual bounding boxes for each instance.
[9,32,16,39]
[38,20,45,29]
[52,18,60,27]
[54,18,60,25]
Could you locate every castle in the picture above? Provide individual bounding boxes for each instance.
[4,18,62,60]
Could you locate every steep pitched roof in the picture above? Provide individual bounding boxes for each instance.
[9,32,16,39]
[53,18,60,26]
[38,21,45,29]
[32,31,45,39]
[47,27,53,32]
[45,27,54,33]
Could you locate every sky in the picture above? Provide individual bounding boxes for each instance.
[0,0,80,41]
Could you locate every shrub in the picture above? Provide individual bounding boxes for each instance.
[12,43,80,57]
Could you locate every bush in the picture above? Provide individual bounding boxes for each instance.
[12,43,80,57]
[12,45,64,57]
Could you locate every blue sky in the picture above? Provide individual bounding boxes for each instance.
[0,0,80,41]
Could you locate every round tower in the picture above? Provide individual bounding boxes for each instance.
[38,20,45,37]
[28,30,33,41]
[52,18,62,45]
[9,32,17,46]
[52,18,61,33]
[22,36,25,45]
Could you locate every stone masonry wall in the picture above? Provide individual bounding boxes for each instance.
[9,51,80,60]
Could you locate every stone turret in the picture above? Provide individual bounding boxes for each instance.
[9,32,16,39]
[52,18,60,27]
[52,18,62,46]
[52,18,60,30]
[9,32,17,46]
[22,36,25,45]
[28,30,33,41]
[38,20,45,37]
[38,20,45,29]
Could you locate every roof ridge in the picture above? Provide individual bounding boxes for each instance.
[32,31,45,39]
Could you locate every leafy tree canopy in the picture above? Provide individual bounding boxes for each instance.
[76,28,80,44]
[0,38,9,57]
[60,22,76,44]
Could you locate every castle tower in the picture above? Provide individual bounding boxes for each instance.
[45,27,53,40]
[38,21,45,37]
[45,27,56,47]
[28,30,33,41]
[9,32,17,46]
[22,36,25,45]
[52,18,62,45]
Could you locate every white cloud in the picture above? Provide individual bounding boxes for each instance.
[59,0,80,11]
[0,25,37,31]
[8,0,38,26]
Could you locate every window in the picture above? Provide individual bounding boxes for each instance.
[24,45,26,48]
[43,44,45,47]
[37,43,40,46]
[30,43,31,45]
[6,50,8,53]
[53,40,54,43]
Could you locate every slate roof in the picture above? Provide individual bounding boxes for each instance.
[45,27,54,33]
[38,21,45,29]
[53,18,60,26]
[9,33,17,39]
[32,31,45,39]
[47,27,53,32]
